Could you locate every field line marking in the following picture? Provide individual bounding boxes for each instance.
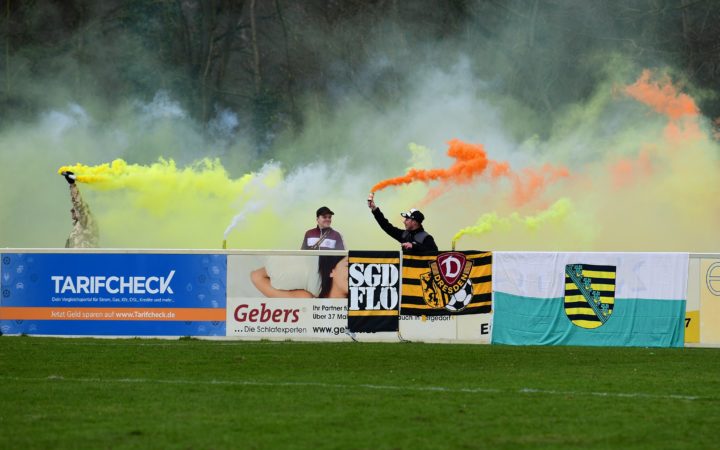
[518,387,700,401]
[0,375,703,401]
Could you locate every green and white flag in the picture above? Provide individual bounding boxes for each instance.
[491,252,688,347]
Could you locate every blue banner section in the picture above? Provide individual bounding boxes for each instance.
[1,253,226,308]
[1,253,226,336]
[491,292,686,348]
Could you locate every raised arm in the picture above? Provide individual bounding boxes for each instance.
[368,193,404,243]
[371,207,404,242]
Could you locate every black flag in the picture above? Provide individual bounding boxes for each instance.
[347,251,401,332]
[402,251,492,316]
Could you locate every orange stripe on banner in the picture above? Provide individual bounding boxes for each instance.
[349,258,400,264]
[403,255,439,261]
[0,307,225,321]
[470,264,492,277]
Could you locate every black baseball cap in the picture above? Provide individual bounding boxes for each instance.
[316,206,334,217]
[400,208,424,223]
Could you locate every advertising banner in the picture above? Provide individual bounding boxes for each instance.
[700,258,720,344]
[227,297,351,340]
[227,254,353,340]
[348,251,400,333]
[399,314,458,341]
[684,257,700,343]
[0,253,226,336]
[398,314,493,343]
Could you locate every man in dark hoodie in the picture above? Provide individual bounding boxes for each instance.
[367,193,438,254]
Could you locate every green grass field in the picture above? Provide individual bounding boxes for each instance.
[1,337,718,449]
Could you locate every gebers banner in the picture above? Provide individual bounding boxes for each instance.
[226,254,352,340]
[402,251,492,316]
[347,251,401,332]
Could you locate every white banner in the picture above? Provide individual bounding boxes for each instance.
[493,252,689,300]
[227,297,352,340]
[399,314,492,343]
[227,253,353,340]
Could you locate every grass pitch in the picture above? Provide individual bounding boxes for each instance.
[1,337,718,449]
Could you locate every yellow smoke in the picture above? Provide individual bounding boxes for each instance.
[442,71,720,252]
[42,70,720,252]
[57,158,257,199]
[56,158,284,248]
[452,198,573,246]
[407,142,433,170]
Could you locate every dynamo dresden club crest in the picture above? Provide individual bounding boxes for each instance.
[564,263,617,329]
[420,252,475,312]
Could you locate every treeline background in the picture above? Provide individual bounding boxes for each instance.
[3,0,719,155]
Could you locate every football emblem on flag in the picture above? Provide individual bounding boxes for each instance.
[445,279,473,311]
[421,252,475,311]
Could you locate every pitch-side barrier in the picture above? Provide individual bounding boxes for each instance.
[0,249,718,347]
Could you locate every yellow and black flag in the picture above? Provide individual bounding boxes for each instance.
[348,251,401,332]
[402,251,492,316]
[564,263,616,329]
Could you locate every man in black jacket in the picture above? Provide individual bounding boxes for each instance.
[367,193,438,253]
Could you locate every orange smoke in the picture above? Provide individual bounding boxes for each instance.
[509,164,570,206]
[625,70,699,120]
[370,139,490,192]
[610,147,653,189]
[417,184,453,208]
[373,139,570,207]
[625,70,702,142]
